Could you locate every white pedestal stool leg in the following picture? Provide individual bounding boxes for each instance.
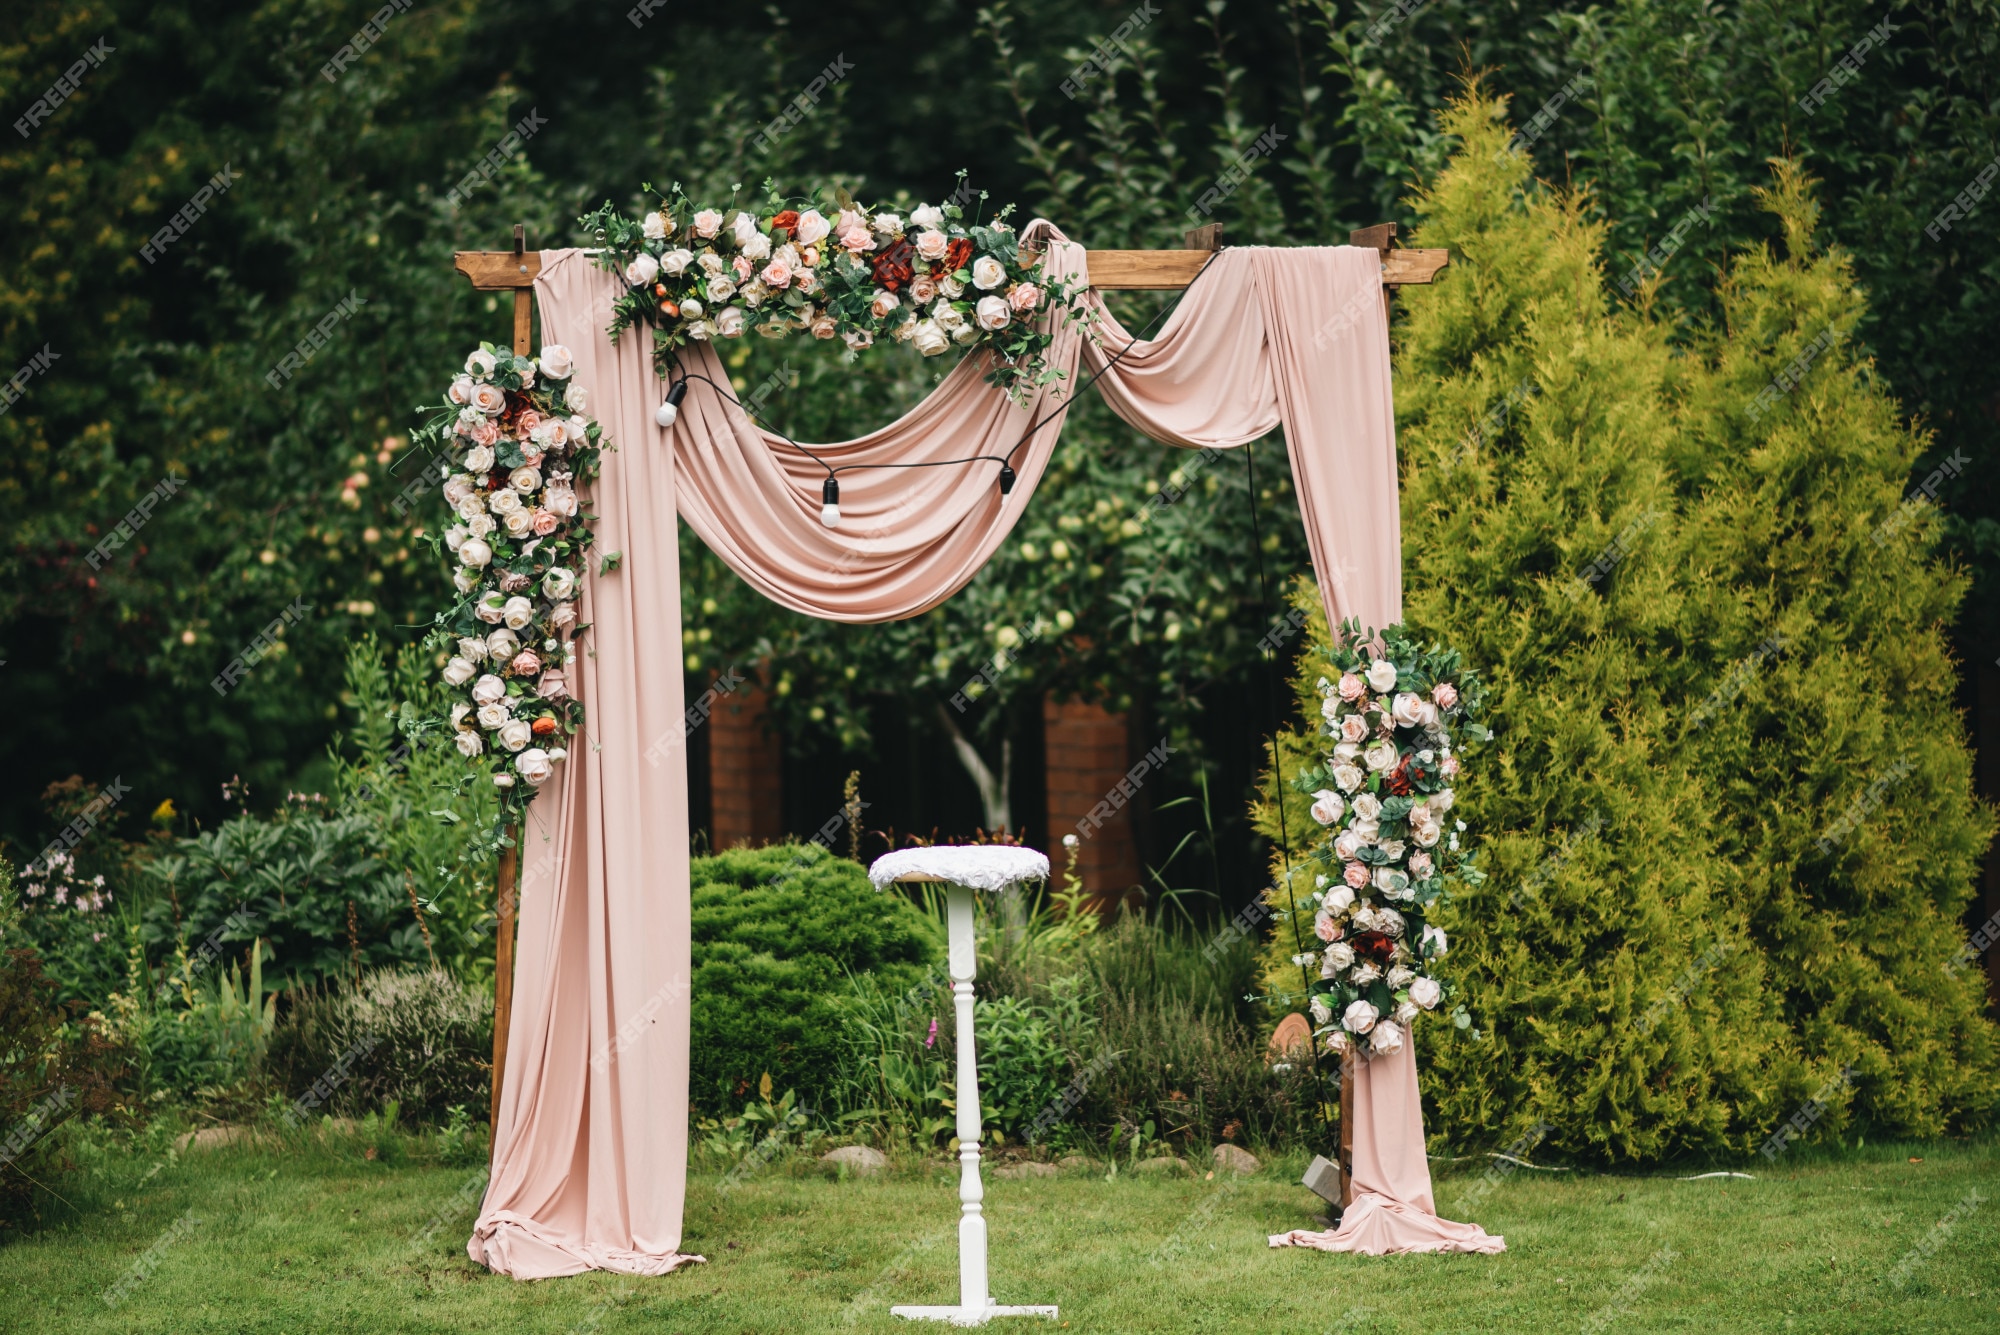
[891,881,1056,1327]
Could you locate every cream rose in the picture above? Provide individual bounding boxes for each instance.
[1368,1019,1405,1055]
[1352,793,1382,822]
[485,628,519,660]
[741,232,772,262]
[972,255,1007,290]
[910,275,939,304]
[643,211,670,240]
[442,474,475,506]
[454,731,484,758]
[1310,789,1344,827]
[501,596,534,630]
[693,209,723,238]
[1373,867,1411,898]
[458,538,492,568]
[442,656,476,686]
[795,209,830,246]
[456,636,488,663]
[1366,658,1399,693]
[974,295,1011,331]
[509,466,542,493]
[538,345,575,379]
[909,319,950,357]
[471,673,507,706]
[715,306,746,338]
[464,512,495,539]
[1343,999,1379,1035]
[625,253,659,286]
[476,701,511,730]
[494,718,531,752]
[465,349,497,376]
[1409,976,1441,1009]
[474,593,506,625]
[810,315,838,340]
[1325,885,1356,913]
[548,601,577,629]
[462,445,495,474]
[471,382,507,416]
[1392,692,1427,727]
[1332,763,1365,793]
[487,489,522,515]
[910,203,943,229]
[661,248,695,276]
[1322,941,1355,973]
[872,212,902,234]
[543,566,577,600]
[516,748,554,785]
[448,374,474,405]
[916,229,949,261]
[870,289,900,320]
[536,670,568,700]
[1363,739,1400,772]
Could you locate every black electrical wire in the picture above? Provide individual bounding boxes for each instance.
[1243,439,1340,1153]
[659,247,1227,486]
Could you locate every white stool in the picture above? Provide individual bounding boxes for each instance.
[869,846,1060,1328]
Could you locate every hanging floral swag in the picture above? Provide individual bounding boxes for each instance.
[411,342,603,809]
[579,177,1086,397]
[1289,623,1488,1060]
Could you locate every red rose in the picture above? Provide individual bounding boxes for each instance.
[1350,930,1396,964]
[1385,757,1414,796]
[769,209,799,238]
[944,238,974,274]
[871,239,915,291]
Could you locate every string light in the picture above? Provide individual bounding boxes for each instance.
[820,476,841,528]
[654,378,688,428]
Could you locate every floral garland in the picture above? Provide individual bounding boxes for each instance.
[1290,624,1487,1059]
[414,342,602,807]
[579,180,1082,396]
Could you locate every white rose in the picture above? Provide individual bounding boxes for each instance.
[707,277,737,302]
[456,636,488,663]
[1325,885,1355,914]
[539,345,575,379]
[487,488,522,515]
[465,512,495,539]
[974,295,1011,331]
[1333,741,1362,763]
[1352,793,1382,821]
[471,673,507,705]
[509,466,542,493]
[484,629,518,661]
[1372,867,1411,899]
[442,473,475,506]
[1409,977,1442,1010]
[940,275,966,299]
[503,509,534,538]
[731,212,757,247]
[1321,694,1343,725]
[444,524,468,553]
[1386,966,1415,990]
[1332,764,1365,793]
[910,319,950,357]
[933,304,968,334]
[1366,658,1399,693]
[465,349,497,376]
[1369,1020,1405,1055]
[516,748,554,785]
[463,445,495,473]
[972,255,1007,289]
[794,210,830,246]
[543,567,577,600]
[1394,1000,1420,1025]
[661,248,694,276]
[1376,907,1406,938]
[1322,942,1355,973]
[1310,789,1344,827]
[476,701,511,730]
[1392,692,1426,728]
[1364,739,1400,772]
[502,596,535,630]
[872,212,902,234]
[910,203,943,229]
[1342,999,1379,1035]
[741,233,771,262]
[458,538,493,568]
[1434,788,1455,812]
[625,253,660,286]
[1421,924,1448,957]
[475,593,507,624]
[452,568,479,594]
[643,211,669,240]
[1350,961,1382,986]
[565,385,590,414]
[454,731,484,758]
[498,719,533,753]
[1333,830,1362,862]
[680,297,705,318]
[442,657,476,686]
[716,306,746,338]
[1309,994,1332,1025]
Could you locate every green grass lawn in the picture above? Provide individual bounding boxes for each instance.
[0,1133,1994,1333]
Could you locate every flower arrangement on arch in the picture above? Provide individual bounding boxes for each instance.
[1289,622,1487,1059]
[411,342,603,807]
[579,177,1084,397]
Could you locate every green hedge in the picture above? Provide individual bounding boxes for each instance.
[690,844,939,1113]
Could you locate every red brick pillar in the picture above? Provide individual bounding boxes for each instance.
[1043,697,1142,911]
[709,682,784,849]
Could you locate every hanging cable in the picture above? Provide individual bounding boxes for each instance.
[1243,439,1339,1150]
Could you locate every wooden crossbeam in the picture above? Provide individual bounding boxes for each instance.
[452,223,1448,294]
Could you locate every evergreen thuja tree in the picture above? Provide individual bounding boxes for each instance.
[1258,88,1997,1163]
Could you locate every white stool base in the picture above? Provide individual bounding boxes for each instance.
[890,1303,1059,1326]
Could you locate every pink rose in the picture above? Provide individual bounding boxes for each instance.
[519,444,545,469]
[1340,713,1369,743]
[1338,673,1366,701]
[536,670,568,699]
[1314,912,1338,943]
[915,229,949,261]
[531,507,560,535]
[1408,851,1433,879]
[1008,283,1043,312]
[693,209,723,238]
[760,259,792,289]
[838,223,875,253]
[870,289,900,320]
[548,601,577,629]
[809,315,838,340]
[498,570,531,593]
[516,409,543,433]
[1443,754,1461,778]
[470,418,501,448]
[732,254,753,281]
[1433,682,1459,709]
[1343,861,1371,889]
[910,276,939,304]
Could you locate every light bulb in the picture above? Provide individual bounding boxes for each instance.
[820,476,840,528]
[998,463,1017,495]
[654,378,688,428]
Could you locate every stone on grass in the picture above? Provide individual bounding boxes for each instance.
[1056,1155,1094,1173]
[1134,1156,1185,1175]
[993,1162,1058,1180]
[174,1125,258,1152]
[822,1144,887,1176]
[1212,1144,1261,1176]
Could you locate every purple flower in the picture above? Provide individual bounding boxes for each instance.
[925,1018,938,1049]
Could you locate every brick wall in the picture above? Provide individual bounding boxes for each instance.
[1043,697,1142,910]
[708,681,784,849]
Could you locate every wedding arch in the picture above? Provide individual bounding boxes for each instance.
[438,207,1490,1280]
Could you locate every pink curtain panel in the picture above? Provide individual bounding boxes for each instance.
[467,229,1491,1279]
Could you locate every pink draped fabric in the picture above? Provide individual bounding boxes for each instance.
[470,229,1469,1278]
[1270,1042,1506,1255]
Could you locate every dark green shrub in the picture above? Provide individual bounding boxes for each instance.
[268,968,491,1126]
[690,843,938,1113]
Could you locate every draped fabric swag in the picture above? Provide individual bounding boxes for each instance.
[467,224,1495,1279]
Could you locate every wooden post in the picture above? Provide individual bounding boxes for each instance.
[1338,1052,1355,1209]
[488,224,533,1145]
